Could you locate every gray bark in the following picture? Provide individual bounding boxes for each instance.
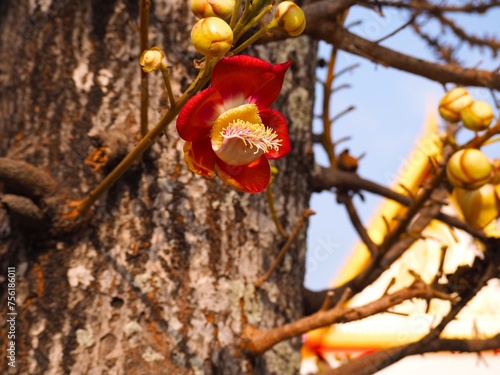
[0,1,316,374]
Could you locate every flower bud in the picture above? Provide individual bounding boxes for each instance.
[453,184,500,230]
[438,87,473,122]
[190,0,235,19]
[446,148,492,190]
[140,47,165,73]
[460,100,494,132]
[274,1,306,37]
[191,17,233,57]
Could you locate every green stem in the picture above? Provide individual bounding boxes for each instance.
[230,0,241,29]
[232,0,270,40]
[160,62,176,107]
[231,15,276,56]
[139,0,151,136]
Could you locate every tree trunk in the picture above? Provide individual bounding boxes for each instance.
[0,1,316,374]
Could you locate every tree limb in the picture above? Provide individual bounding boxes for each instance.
[320,334,500,375]
[359,0,500,14]
[303,15,500,89]
[242,279,453,355]
[310,165,488,241]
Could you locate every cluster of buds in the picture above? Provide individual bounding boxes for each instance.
[190,0,234,57]
[440,89,499,232]
[189,1,306,56]
[438,87,495,132]
[446,148,500,232]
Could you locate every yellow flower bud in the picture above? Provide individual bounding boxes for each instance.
[446,148,492,190]
[191,17,233,57]
[274,1,306,37]
[139,47,165,73]
[438,87,473,122]
[460,100,494,132]
[190,0,235,19]
[453,184,500,230]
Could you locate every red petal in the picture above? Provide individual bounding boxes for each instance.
[211,55,291,109]
[215,156,271,193]
[176,88,224,141]
[183,138,217,178]
[259,108,291,159]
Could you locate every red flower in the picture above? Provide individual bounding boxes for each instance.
[176,55,291,193]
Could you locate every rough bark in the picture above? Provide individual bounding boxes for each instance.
[0,1,316,374]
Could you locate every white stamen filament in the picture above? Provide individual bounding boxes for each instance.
[221,120,282,154]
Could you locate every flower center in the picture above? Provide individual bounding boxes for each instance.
[211,104,282,166]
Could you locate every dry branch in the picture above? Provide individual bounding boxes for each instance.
[320,334,500,375]
[243,279,453,355]
[321,256,498,375]
[303,15,500,89]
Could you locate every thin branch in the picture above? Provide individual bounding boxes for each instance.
[338,194,379,257]
[320,291,335,312]
[435,12,500,55]
[303,19,500,90]
[304,184,450,315]
[330,105,355,125]
[374,14,416,44]
[243,280,453,355]
[320,334,500,375]
[310,165,489,241]
[139,0,150,136]
[359,0,500,13]
[304,0,357,21]
[254,209,315,287]
[265,175,289,238]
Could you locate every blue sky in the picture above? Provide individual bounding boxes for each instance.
[305,6,500,290]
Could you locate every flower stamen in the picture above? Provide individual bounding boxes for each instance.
[221,120,282,154]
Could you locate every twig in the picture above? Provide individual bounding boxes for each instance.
[319,9,350,168]
[339,195,379,257]
[243,280,453,355]
[329,105,355,125]
[320,291,335,311]
[265,171,289,238]
[320,334,500,375]
[304,185,448,315]
[160,64,176,107]
[139,0,150,136]
[254,209,315,287]
[375,14,416,44]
